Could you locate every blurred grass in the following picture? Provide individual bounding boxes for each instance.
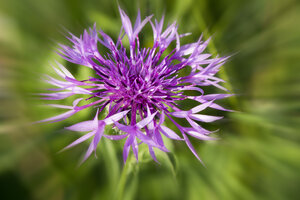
[0,0,299,200]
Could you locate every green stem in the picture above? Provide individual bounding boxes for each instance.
[114,158,130,200]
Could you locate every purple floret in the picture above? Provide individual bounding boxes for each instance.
[38,7,232,164]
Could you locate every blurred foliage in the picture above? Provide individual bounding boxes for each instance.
[0,0,299,200]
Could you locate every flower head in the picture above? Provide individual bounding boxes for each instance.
[38,8,232,164]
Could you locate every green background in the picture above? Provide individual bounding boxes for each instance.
[0,0,299,199]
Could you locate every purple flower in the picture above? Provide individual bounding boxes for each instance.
[38,7,232,164]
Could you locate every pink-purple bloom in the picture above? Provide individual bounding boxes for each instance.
[38,8,232,164]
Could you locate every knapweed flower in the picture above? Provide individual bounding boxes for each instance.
[38,8,232,164]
